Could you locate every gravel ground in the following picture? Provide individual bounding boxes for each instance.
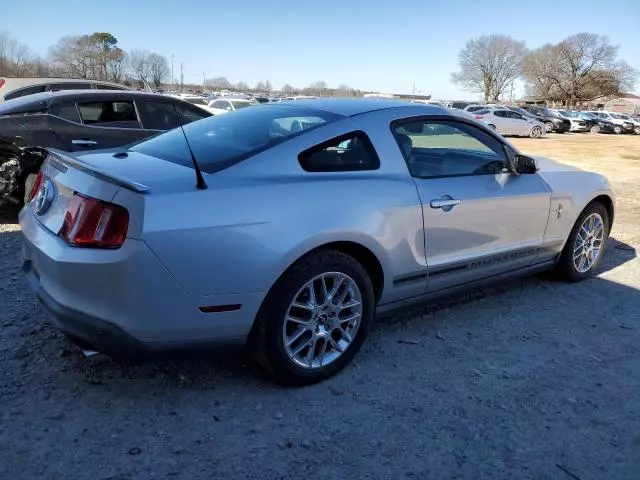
[1,135,639,480]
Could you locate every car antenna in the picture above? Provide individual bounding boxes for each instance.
[179,123,208,189]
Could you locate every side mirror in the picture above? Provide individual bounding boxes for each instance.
[512,155,537,174]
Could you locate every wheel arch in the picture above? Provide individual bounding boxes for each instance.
[588,194,615,232]
[270,238,387,305]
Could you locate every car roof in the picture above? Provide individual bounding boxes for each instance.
[0,90,190,115]
[266,97,447,117]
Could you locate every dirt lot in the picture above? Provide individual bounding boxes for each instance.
[1,134,639,480]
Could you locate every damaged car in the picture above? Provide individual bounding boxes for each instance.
[0,90,211,210]
[19,99,615,384]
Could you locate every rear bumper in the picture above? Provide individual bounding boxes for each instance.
[19,207,263,355]
[24,259,246,355]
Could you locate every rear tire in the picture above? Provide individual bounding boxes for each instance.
[529,126,543,138]
[250,249,375,385]
[554,202,609,282]
[613,125,622,134]
[590,125,601,134]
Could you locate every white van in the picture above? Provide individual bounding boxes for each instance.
[0,77,131,102]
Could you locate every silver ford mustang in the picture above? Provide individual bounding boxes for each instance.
[19,99,615,384]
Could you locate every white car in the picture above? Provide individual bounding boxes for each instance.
[550,109,589,132]
[207,98,258,115]
[472,107,546,138]
[608,112,640,134]
[587,111,635,134]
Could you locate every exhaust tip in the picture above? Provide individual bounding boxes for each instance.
[81,348,110,364]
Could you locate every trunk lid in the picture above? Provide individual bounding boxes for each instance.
[30,149,198,235]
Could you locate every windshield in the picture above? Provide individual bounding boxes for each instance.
[130,105,343,173]
[509,107,530,116]
[560,110,578,118]
[540,108,561,118]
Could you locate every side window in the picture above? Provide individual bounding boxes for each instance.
[494,110,508,118]
[138,101,181,130]
[212,100,228,110]
[298,131,380,172]
[4,85,47,101]
[392,120,507,179]
[49,83,92,92]
[174,102,210,124]
[77,101,140,128]
[510,112,525,120]
[49,103,81,123]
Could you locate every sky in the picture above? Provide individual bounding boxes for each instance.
[2,0,639,100]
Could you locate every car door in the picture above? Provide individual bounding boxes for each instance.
[391,118,552,292]
[507,111,531,136]
[58,98,153,151]
[491,110,514,134]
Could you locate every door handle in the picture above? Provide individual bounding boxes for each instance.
[72,139,98,146]
[430,198,461,209]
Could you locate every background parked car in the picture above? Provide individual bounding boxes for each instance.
[607,112,640,134]
[586,111,634,134]
[519,105,571,133]
[0,77,132,102]
[472,107,546,138]
[0,90,211,209]
[206,97,258,115]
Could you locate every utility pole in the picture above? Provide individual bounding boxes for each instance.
[180,62,183,93]
[203,72,206,93]
[171,54,174,90]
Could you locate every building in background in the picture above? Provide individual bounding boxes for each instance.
[604,94,640,115]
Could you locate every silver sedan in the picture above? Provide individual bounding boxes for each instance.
[19,99,615,384]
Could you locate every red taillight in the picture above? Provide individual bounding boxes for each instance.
[475,115,484,119]
[0,79,5,89]
[60,194,129,249]
[27,170,44,202]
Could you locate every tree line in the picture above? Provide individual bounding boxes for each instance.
[0,31,170,88]
[0,31,364,96]
[452,33,637,105]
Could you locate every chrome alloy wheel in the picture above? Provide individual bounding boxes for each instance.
[282,272,362,369]
[573,213,605,273]
[530,126,543,138]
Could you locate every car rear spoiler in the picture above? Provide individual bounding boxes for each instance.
[46,149,150,193]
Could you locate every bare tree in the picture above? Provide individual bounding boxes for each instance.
[523,33,638,105]
[451,35,526,102]
[147,53,169,88]
[235,81,249,91]
[205,76,231,90]
[281,84,295,94]
[107,48,126,83]
[255,81,266,92]
[128,49,152,87]
[264,80,272,92]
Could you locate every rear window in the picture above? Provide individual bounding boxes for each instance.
[78,101,138,126]
[4,84,47,101]
[129,105,343,173]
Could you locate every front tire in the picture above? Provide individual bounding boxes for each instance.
[251,249,375,385]
[613,125,622,134]
[545,122,554,132]
[590,125,601,134]
[554,202,609,282]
